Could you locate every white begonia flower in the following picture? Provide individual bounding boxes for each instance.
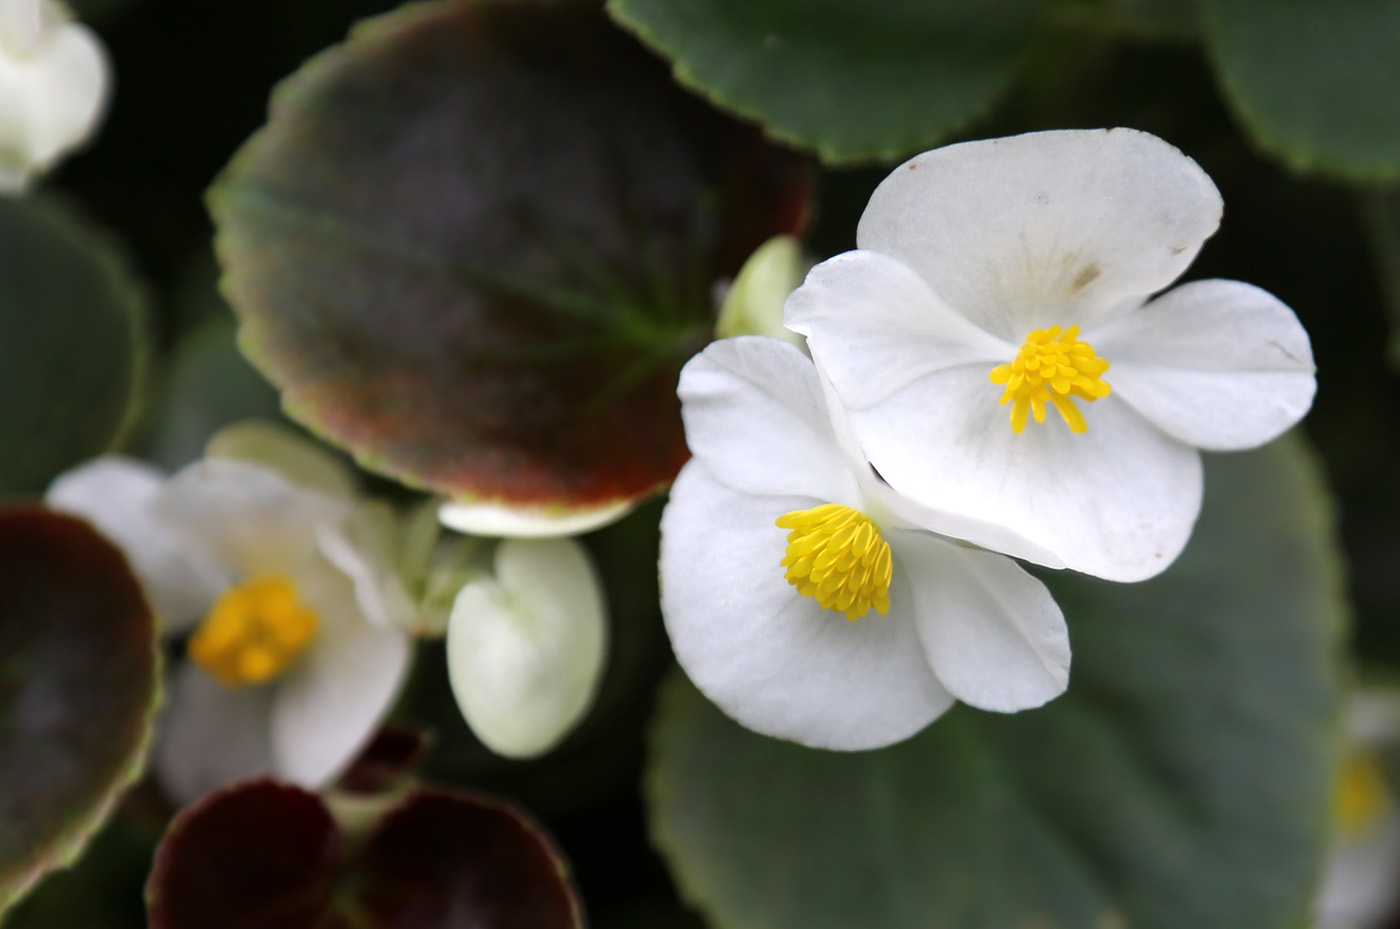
[1316,689,1400,929]
[46,440,411,805]
[447,536,607,759]
[786,128,1317,582]
[660,336,1069,751]
[0,0,109,192]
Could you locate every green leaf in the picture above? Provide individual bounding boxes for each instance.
[606,0,1049,165]
[1198,0,1400,180]
[144,315,284,472]
[648,437,1345,929]
[0,197,148,498]
[210,0,809,513]
[0,505,161,915]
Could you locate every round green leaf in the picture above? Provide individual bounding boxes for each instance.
[648,437,1344,929]
[144,315,284,471]
[210,0,810,513]
[0,198,147,498]
[606,0,1050,164]
[0,506,160,915]
[1199,0,1400,180]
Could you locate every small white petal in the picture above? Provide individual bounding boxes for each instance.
[438,497,632,538]
[155,661,275,806]
[1316,813,1400,929]
[660,462,953,750]
[206,420,358,498]
[678,336,860,503]
[151,459,347,580]
[315,504,418,633]
[856,129,1223,340]
[270,567,411,788]
[849,367,1202,581]
[46,456,225,631]
[714,234,808,348]
[446,537,607,759]
[1091,279,1316,451]
[785,250,1011,409]
[889,530,1069,712]
[0,9,108,192]
[0,0,41,55]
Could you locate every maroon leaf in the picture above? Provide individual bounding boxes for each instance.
[147,780,583,929]
[358,788,583,929]
[210,0,810,512]
[0,506,160,914]
[146,780,342,929]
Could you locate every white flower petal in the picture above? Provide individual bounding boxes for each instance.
[0,8,107,192]
[889,530,1069,712]
[446,537,607,759]
[206,420,358,498]
[785,250,1011,409]
[1090,279,1316,451]
[856,129,1223,340]
[46,456,225,631]
[0,0,41,54]
[315,501,418,632]
[802,353,1066,568]
[1316,812,1400,929]
[155,661,275,806]
[438,497,632,539]
[660,462,953,750]
[151,459,347,580]
[678,336,860,503]
[270,568,411,788]
[849,366,1202,581]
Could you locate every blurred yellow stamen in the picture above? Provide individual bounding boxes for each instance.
[776,504,892,621]
[989,325,1111,434]
[189,576,319,688]
[1337,749,1392,840]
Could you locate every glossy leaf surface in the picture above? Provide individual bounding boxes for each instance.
[211,0,809,511]
[1200,0,1400,179]
[607,0,1048,164]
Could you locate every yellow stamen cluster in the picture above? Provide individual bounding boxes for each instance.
[989,325,1111,434]
[1337,749,1392,841]
[189,576,320,688]
[776,503,892,621]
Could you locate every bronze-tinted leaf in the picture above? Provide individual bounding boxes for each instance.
[211,0,810,512]
[0,506,160,914]
[147,780,583,929]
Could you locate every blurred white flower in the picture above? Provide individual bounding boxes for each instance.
[446,536,608,759]
[787,128,1316,582]
[0,0,110,191]
[1317,689,1400,929]
[47,426,410,805]
[660,336,1067,751]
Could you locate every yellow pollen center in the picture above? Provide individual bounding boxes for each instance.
[1337,749,1392,841]
[776,503,892,621]
[189,576,320,688]
[989,325,1112,434]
